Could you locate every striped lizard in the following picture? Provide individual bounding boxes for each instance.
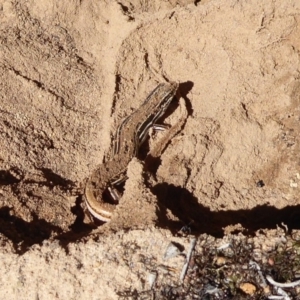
[85,82,183,222]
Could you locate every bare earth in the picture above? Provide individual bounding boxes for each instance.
[1,0,300,298]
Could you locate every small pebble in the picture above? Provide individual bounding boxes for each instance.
[163,242,182,260]
[239,282,256,295]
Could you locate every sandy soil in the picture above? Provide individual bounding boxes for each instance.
[0,0,300,298]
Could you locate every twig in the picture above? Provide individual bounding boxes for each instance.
[266,275,300,288]
[249,260,267,287]
[268,286,291,300]
[180,237,196,282]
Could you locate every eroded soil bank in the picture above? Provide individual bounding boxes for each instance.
[1,0,300,298]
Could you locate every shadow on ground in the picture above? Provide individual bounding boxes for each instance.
[153,183,300,237]
[1,173,299,254]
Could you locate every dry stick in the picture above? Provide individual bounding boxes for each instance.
[249,260,267,287]
[268,295,288,300]
[268,287,291,300]
[180,238,197,282]
[266,275,300,288]
[275,287,290,300]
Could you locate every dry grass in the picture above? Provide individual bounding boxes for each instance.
[117,229,300,299]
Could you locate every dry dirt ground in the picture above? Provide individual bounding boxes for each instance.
[1,0,300,299]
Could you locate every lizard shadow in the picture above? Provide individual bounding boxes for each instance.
[152,183,300,236]
[0,201,96,254]
[0,206,64,254]
[0,167,94,254]
[36,167,76,191]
